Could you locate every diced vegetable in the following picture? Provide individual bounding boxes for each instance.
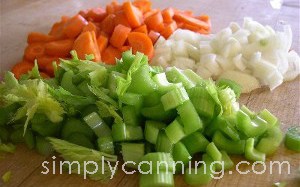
[284,126,300,152]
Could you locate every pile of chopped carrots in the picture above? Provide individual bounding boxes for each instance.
[12,0,211,79]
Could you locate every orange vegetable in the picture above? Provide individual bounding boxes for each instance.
[127,32,153,59]
[133,24,148,34]
[73,31,101,62]
[133,0,152,13]
[45,60,60,77]
[119,45,131,52]
[162,8,174,23]
[110,24,132,48]
[114,10,131,28]
[44,39,74,57]
[36,56,59,70]
[101,14,116,35]
[173,12,210,30]
[161,21,177,39]
[97,34,109,53]
[86,7,107,22]
[106,1,122,14]
[27,32,56,43]
[11,61,34,79]
[40,72,50,79]
[63,15,88,39]
[144,12,164,32]
[148,30,160,44]
[49,16,69,38]
[24,43,45,61]
[101,45,121,65]
[123,1,143,28]
[143,9,159,19]
[82,22,99,35]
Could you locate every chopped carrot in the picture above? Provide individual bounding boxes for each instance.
[63,15,88,39]
[144,12,164,32]
[49,17,69,38]
[123,1,143,28]
[114,10,131,28]
[101,45,121,65]
[148,30,160,44]
[24,43,45,61]
[101,14,116,35]
[197,14,210,22]
[72,31,101,62]
[162,8,174,23]
[79,9,89,19]
[45,60,60,77]
[11,60,34,79]
[133,0,152,13]
[197,28,210,35]
[173,12,209,30]
[143,9,159,19]
[127,32,153,59]
[36,56,59,70]
[40,72,50,79]
[119,45,131,52]
[82,22,99,35]
[133,24,148,34]
[106,1,122,14]
[110,24,131,48]
[97,34,109,53]
[44,39,74,57]
[86,7,107,22]
[27,32,56,43]
[161,21,177,39]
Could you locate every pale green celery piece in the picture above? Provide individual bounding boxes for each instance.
[2,171,11,183]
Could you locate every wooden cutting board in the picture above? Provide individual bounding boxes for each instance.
[0,0,299,186]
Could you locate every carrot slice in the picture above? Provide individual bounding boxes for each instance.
[133,0,152,13]
[83,22,99,35]
[44,39,74,57]
[97,34,109,53]
[133,24,148,34]
[63,15,88,39]
[86,7,107,22]
[27,32,56,43]
[162,8,175,23]
[11,60,34,79]
[73,31,101,62]
[197,14,210,22]
[24,43,45,62]
[119,45,131,52]
[161,21,177,39]
[144,9,159,19]
[101,14,116,35]
[144,12,164,32]
[123,1,143,28]
[106,1,122,14]
[109,24,132,48]
[101,45,121,65]
[173,12,209,30]
[36,56,59,70]
[114,10,131,28]
[49,16,69,38]
[148,30,160,44]
[127,32,153,59]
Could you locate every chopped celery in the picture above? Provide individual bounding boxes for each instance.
[119,92,143,110]
[2,171,11,183]
[181,131,209,155]
[145,121,166,144]
[0,103,19,126]
[0,127,9,142]
[36,136,54,156]
[24,129,35,150]
[112,123,143,142]
[83,112,111,137]
[10,128,24,144]
[60,71,84,96]
[207,117,240,141]
[284,126,300,152]
[166,67,195,89]
[240,105,256,118]
[122,105,141,126]
[97,136,114,155]
[245,138,266,161]
[65,133,95,149]
[152,73,181,93]
[213,131,245,155]
[121,143,145,169]
[161,86,189,111]
[141,103,177,122]
[143,91,162,107]
[61,118,94,141]
[77,80,94,97]
[182,69,204,86]
[206,142,222,162]
[31,113,61,137]
[139,152,175,173]
[156,130,173,153]
[172,142,191,172]
[217,78,242,99]
[107,71,126,98]
[139,171,174,187]
[0,143,16,153]
[216,151,234,171]
[177,101,203,135]
[258,109,278,127]
[256,126,283,155]
[165,119,186,144]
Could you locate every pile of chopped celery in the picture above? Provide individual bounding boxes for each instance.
[0,50,285,186]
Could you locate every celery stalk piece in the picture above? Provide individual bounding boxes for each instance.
[181,131,209,155]
[216,78,242,99]
[213,131,245,155]
[166,67,195,89]
[165,119,186,144]
[84,112,112,137]
[121,143,145,169]
[172,142,191,173]
[139,171,174,187]
[122,105,141,126]
[60,71,84,96]
[256,126,283,155]
[206,142,222,162]
[284,126,300,152]
[145,121,167,144]
[112,123,143,142]
[139,152,175,173]
[97,136,114,155]
[177,100,203,135]
[258,109,278,127]
[161,86,189,111]
[156,130,173,153]
[245,138,266,161]
[141,103,177,122]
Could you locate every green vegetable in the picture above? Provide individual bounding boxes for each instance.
[156,130,173,153]
[139,152,175,173]
[172,142,191,172]
[284,126,300,152]
[213,131,245,155]
[2,171,11,183]
[139,171,174,187]
[61,118,94,141]
[0,143,16,153]
[217,78,241,98]
[97,136,114,155]
[83,112,111,137]
[36,136,54,156]
[65,133,95,149]
[245,138,266,161]
[144,121,166,144]
[121,143,145,169]
[165,119,185,144]
[181,131,209,155]
[161,86,189,111]
[256,126,283,155]
[112,123,143,142]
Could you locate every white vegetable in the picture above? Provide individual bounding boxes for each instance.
[172,57,195,70]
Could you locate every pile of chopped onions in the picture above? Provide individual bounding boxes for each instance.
[152,17,300,93]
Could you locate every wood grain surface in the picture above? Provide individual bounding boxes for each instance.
[0,0,299,187]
